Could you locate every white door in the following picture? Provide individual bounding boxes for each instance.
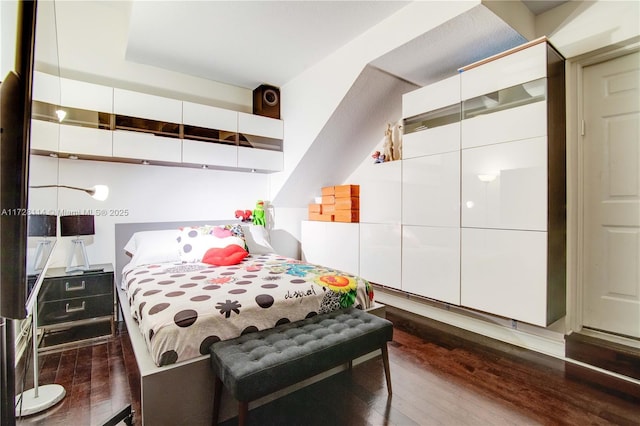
[582,51,640,338]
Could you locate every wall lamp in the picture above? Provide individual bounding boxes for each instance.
[29,184,109,201]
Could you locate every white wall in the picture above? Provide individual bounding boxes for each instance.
[32,157,270,269]
[0,0,18,78]
[536,0,640,58]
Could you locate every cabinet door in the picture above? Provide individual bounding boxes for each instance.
[183,102,237,132]
[359,223,401,289]
[112,130,181,163]
[238,112,283,139]
[301,221,359,275]
[403,74,460,118]
[59,125,113,157]
[461,100,547,149]
[461,228,548,326]
[237,146,283,172]
[359,161,402,224]
[32,71,60,104]
[403,151,460,227]
[461,137,547,231]
[182,140,237,168]
[113,88,182,123]
[460,41,547,101]
[30,120,59,152]
[402,225,460,304]
[403,122,460,159]
[60,78,113,113]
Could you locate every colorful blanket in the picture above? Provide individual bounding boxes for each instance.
[122,253,374,366]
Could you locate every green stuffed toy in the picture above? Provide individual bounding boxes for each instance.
[252,200,266,226]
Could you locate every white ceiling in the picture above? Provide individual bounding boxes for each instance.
[126,1,410,89]
[125,1,566,91]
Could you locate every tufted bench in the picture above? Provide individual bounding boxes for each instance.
[209,307,393,425]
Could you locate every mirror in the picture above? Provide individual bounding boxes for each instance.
[25,0,60,312]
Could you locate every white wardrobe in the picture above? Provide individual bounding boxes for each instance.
[302,37,566,327]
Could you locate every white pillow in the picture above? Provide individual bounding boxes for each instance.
[241,224,275,254]
[124,229,181,267]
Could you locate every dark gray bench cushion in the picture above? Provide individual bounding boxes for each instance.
[210,307,393,402]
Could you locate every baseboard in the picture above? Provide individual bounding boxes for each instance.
[566,332,640,381]
[374,286,566,358]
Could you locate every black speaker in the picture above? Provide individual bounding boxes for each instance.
[253,84,280,119]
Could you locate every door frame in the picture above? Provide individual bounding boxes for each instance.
[566,36,640,336]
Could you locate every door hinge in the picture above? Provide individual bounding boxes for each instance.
[581,120,586,136]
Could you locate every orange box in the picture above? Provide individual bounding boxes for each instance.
[308,203,322,214]
[334,210,359,223]
[322,204,336,213]
[321,186,335,196]
[334,184,359,197]
[321,195,335,205]
[309,212,334,222]
[335,196,359,210]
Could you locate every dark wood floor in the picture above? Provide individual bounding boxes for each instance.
[15,307,640,425]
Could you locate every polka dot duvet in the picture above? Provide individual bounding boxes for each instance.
[123,253,375,366]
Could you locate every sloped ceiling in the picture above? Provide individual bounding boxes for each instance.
[272,66,418,207]
[371,5,527,87]
[272,5,526,207]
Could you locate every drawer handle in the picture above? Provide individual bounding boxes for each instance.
[65,301,86,313]
[65,281,86,292]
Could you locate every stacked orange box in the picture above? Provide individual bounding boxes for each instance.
[308,186,335,221]
[308,184,360,222]
[333,184,359,223]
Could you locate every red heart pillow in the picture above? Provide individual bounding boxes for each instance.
[202,244,248,266]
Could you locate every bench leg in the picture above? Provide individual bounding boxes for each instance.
[212,376,223,425]
[238,401,249,426]
[381,343,392,395]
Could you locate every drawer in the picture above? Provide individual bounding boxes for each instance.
[38,294,114,326]
[40,274,113,302]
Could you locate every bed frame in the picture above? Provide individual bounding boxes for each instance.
[114,221,385,425]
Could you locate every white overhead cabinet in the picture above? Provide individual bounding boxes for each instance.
[58,79,114,158]
[237,112,284,172]
[112,131,182,163]
[30,72,60,153]
[237,146,283,172]
[459,38,566,327]
[182,102,238,168]
[29,73,285,173]
[29,119,59,153]
[113,88,182,123]
[59,125,112,157]
[60,78,113,114]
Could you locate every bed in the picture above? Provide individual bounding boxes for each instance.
[115,220,383,425]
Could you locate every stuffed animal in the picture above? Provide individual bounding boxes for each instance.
[392,120,403,160]
[234,210,252,222]
[252,200,266,226]
[372,151,385,164]
[382,123,394,161]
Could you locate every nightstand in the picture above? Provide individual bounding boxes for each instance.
[37,263,115,350]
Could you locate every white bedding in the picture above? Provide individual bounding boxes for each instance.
[122,253,374,366]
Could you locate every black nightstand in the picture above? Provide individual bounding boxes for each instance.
[37,263,115,351]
